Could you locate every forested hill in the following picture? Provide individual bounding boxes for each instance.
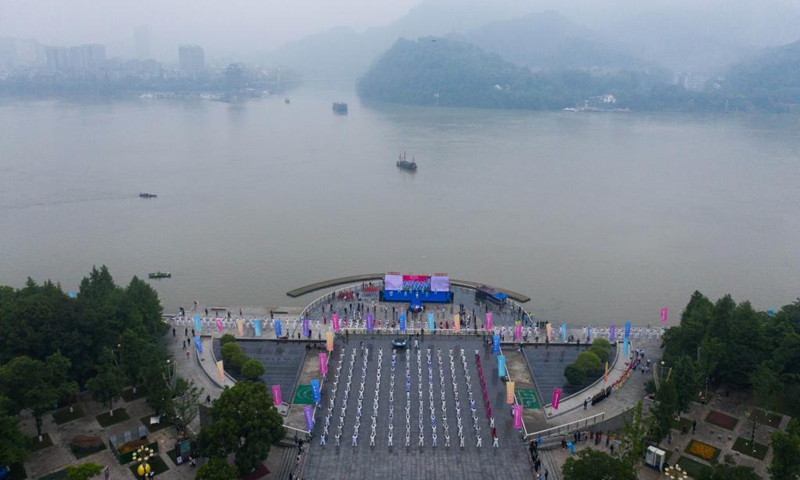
[356,37,721,111]
[357,37,641,110]
[724,40,800,109]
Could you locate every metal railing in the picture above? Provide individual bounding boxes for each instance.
[525,412,606,441]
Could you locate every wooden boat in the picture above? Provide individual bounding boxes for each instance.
[148,272,171,279]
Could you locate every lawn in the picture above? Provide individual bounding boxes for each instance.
[753,409,783,428]
[127,455,169,477]
[705,410,739,430]
[672,416,693,432]
[52,405,85,425]
[140,414,174,432]
[95,408,130,427]
[28,433,54,452]
[685,440,721,462]
[121,387,148,402]
[732,436,769,460]
[37,469,68,480]
[674,456,711,478]
[71,442,106,460]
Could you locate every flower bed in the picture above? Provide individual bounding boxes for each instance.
[685,440,721,462]
[705,410,739,430]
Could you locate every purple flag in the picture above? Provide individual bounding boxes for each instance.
[514,323,522,341]
[609,324,616,341]
[513,404,523,429]
[366,312,374,332]
[319,353,328,375]
[304,405,314,431]
[302,318,310,338]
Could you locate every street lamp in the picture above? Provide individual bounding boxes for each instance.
[132,445,155,478]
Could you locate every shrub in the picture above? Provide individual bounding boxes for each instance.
[565,364,586,386]
[66,462,103,480]
[220,343,246,372]
[219,334,237,347]
[575,351,602,374]
[241,360,265,381]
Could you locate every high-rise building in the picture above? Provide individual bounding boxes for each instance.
[134,25,152,60]
[178,44,204,73]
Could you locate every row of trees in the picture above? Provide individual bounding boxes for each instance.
[0,266,203,468]
[564,338,613,388]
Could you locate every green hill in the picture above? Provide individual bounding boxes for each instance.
[725,40,800,109]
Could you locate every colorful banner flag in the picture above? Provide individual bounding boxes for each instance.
[427,313,435,331]
[661,307,668,323]
[399,313,406,332]
[193,315,202,334]
[492,334,500,355]
[194,336,203,355]
[68,290,77,298]
[237,319,244,336]
[272,385,282,406]
[319,353,328,375]
[624,321,631,357]
[561,323,566,342]
[609,324,616,341]
[332,313,340,332]
[254,319,262,337]
[302,318,310,338]
[366,313,373,332]
[326,331,334,351]
[216,360,224,383]
[486,312,493,331]
[310,379,321,403]
[587,325,592,342]
[275,320,282,338]
[498,355,507,377]
[513,404,523,429]
[552,388,562,410]
[545,323,552,340]
[506,381,515,404]
[514,323,522,341]
[215,318,223,332]
[303,405,314,431]
[453,314,460,333]
[604,361,609,384]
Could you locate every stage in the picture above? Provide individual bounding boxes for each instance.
[380,289,452,304]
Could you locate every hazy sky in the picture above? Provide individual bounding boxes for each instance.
[0,0,424,59]
[2,0,800,62]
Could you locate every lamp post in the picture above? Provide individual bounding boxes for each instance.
[132,445,154,478]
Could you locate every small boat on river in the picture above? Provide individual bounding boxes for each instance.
[148,272,171,279]
[139,193,157,198]
[396,152,417,171]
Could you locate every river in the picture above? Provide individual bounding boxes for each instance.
[1,86,798,326]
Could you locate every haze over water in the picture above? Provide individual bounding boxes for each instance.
[1,86,798,326]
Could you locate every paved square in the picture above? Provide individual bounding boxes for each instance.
[302,336,533,479]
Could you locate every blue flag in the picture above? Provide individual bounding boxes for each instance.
[561,323,567,343]
[623,321,631,356]
[399,313,406,332]
[427,313,435,331]
[193,315,202,334]
[498,355,506,377]
[194,336,203,354]
[254,319,262,337]
[275,320,282,338]
[492,334,500,355]
[310,379,321,403]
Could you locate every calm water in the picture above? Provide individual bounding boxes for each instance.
[1,87,799,326]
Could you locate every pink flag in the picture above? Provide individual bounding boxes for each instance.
[332,313,340,332]
[514,323,522,340]
[552,388,562,410]
[272,385,282,406]
[661,307,668,323]
[486,312,493,331]
[215,318,223,332]
[513,404,523,429]
[319,353,328,375]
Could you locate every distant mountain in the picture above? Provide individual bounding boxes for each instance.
[724,40,800,108]
[263,0,539,81]
[456,11,647,71]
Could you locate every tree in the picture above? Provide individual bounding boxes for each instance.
[197,382,286,475]
[171,377,204,432]
[65,462,103,480]
[651,379,678,441]
[0,356,58,441]
[0,399,29,467]
[196,457,238,480]
[589,338,612,364]
[241,360,265,381]
[769,418,800,480]
[697,455,758,480]
[220,343,247,372]
[575,351,602,375]
[562,448,637,480]
[47,351,79,412]
[86,350,125,415]
[219,334,237,347]
[618,401,651,471]
[565,364,586,386]
[671,356,699,413]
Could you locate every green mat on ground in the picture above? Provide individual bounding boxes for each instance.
[517,389,540,409]
[293,385,314,404]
